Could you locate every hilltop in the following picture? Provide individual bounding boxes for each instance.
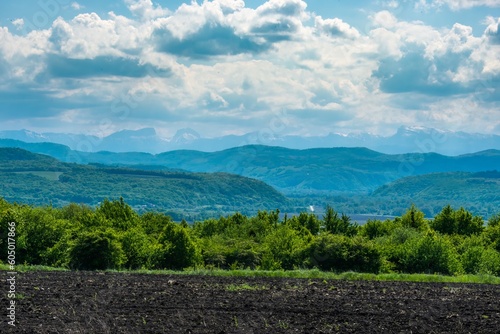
[0,148,289,219]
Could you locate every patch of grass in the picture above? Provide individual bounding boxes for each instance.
[3,265,500,284]
[225,283,269,291]
[277,320,289,329]
[0,264,69,272]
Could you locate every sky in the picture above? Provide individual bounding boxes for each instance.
[0,0,499,138]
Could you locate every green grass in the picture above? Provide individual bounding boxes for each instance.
[225,283,269,291]
[2,265,499,284]
[0,264,69,272]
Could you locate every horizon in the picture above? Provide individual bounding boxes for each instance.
[0,0,499,138]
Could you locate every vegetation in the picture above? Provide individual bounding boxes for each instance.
[1,197,499,279]
[372,171,500,217]
[2,141,499,196]
[0,147,289,220]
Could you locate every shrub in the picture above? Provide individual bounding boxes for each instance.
[121,227,157,269]
[261,224,310,270]
[401,204,428,231]
[478,248,500,276]
[431,206,483,236]
[153,223,201,270]
[68,228,126,270]
[398,231,461,275]
[307,234,382,273]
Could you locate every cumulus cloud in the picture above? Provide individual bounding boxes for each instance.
[151,0,309,57]
[71,2,84,10]
[12,19,24,30]
[315,17,360,39]
[0,0,498,136]
[125,0,169,20]
[484,16,500,44]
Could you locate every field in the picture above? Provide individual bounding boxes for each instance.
[2,271,500,333]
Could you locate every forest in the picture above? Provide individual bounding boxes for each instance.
[1,197,500,277]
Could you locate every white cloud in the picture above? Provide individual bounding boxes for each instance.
[372,10,398,29]
[0,0,498,136]
[125,0,170,20]
[71,2,84,10]
[416,0,500,10]
[315,17,360,39]
[484,16,500,44]
[12,19,24,30]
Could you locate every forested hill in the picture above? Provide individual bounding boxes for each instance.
[0,148,289,219]
[371,171,500,217]
[2,139,499,195]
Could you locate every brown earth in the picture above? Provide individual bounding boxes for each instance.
[1,271,500,333]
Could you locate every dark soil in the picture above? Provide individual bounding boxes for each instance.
[2,271,500,333]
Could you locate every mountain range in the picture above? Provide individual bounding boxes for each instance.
[0,142,499,218]
[1,126,499,156]
[1,139,499,196]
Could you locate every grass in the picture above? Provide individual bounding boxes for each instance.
[2,265,499,284]
[225,283,269,291]
[0,264,69,272]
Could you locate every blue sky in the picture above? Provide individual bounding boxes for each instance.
[0,0,499,138]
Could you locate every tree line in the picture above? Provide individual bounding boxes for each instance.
[1,197,499,276]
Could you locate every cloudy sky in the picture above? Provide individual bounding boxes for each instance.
[0,0,499,138]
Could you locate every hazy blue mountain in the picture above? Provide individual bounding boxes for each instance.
[1,139,499,195]
[1,126,499,155]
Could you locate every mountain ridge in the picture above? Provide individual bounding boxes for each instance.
[1,139,499,196]
[1,126,499,155]
[0,147,289,219]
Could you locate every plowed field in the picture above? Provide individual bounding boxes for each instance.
[2,271,500,333]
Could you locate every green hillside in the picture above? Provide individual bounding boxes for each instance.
[0,148,289,219]
[372,171,500,217]
[2,140,499,195]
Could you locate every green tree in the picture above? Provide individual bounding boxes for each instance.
[69,228,126,270]
[96,197,139,231]
[121,227,158,269]
[153,223,201,270]
[454,207,483,235]
[398,231,461,275]
[323,206,357,236]
[140,212,173,235]
[360,219,398,239]
[307,234,382,273]
[261,224,310,270]
[16,206,70,265]
[401,204,427,231]
[431,206,483,236]
[431,205,455,235]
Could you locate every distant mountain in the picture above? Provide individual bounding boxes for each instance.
[0,147,289,219]
[372,171,500,217]
[1,126,499,155]
[2,140,499,196]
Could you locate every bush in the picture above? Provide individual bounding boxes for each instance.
[397,231,461,275]
[461,246,484,274]
[478,248,500,276]
[121,227,158,269]
[307,233,382,273]
[153,223,201,270]
[69,228,126,270]
[431,206,483,236]
[360,219,396,239]
[401,204,428,231]
[261,224,310,270]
